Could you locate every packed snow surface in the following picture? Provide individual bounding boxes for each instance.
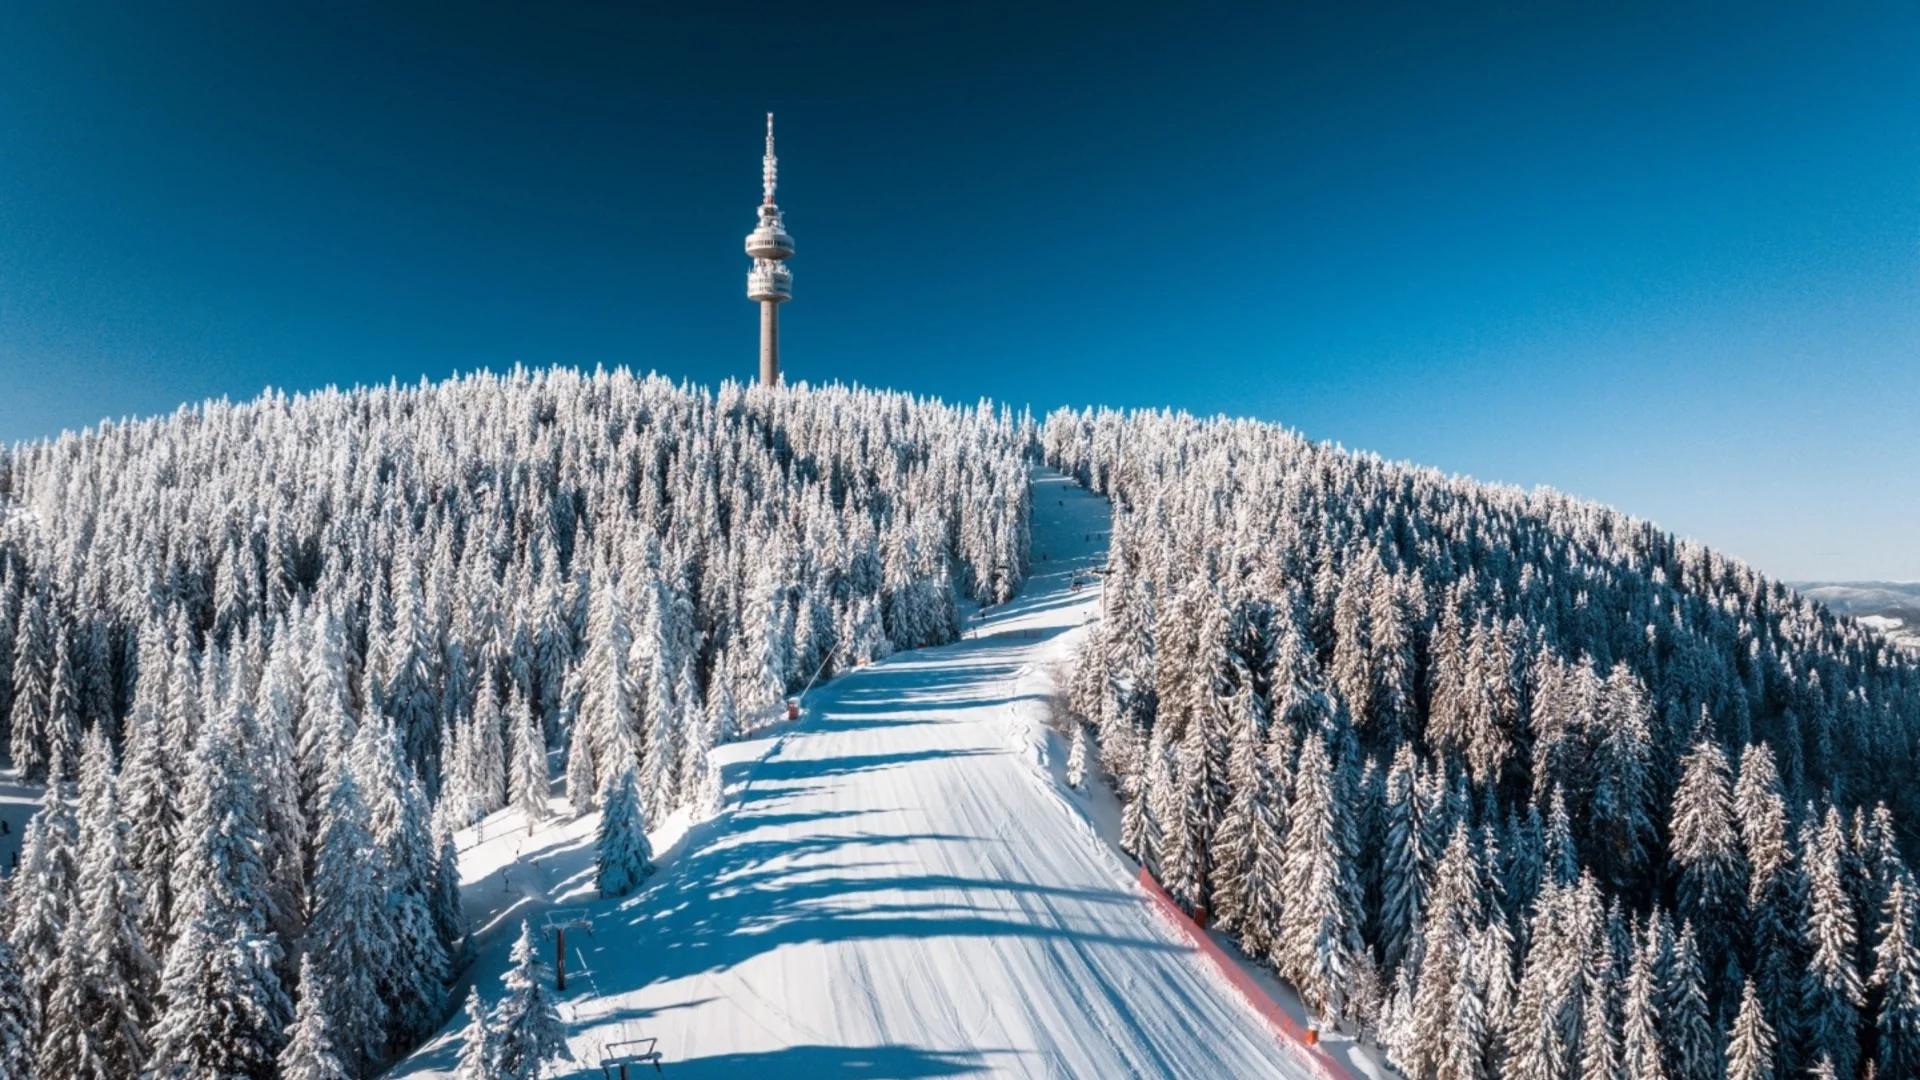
[394,470,1319,1078]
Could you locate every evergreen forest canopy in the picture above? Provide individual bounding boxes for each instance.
[1045,407,1920,1080]
[0,369,1032,1078]
[0,370,1913,1079]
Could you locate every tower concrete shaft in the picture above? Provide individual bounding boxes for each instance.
[760,300,779,388]
[745,113,793,386]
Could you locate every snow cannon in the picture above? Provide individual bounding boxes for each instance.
[786,699,801,720]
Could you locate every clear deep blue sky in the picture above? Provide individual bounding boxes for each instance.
[2,2,1916,580]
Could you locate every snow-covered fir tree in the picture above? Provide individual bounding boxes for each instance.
[451,986,497,1080]
[0,934,35,1080]
[147,656,293,1079]
[1802,806,1863,1079]
[492,921,572,1080]
[277,957,351,1080]
[1873,877,1920,1079]
[1724,979,1773,1080]
[595,765,653,898]
[303,768,393,1076]
[509,687,549,830]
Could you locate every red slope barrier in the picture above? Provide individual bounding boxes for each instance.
[1136,867,1359,1080]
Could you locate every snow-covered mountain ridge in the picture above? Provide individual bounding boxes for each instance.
[1793,582,1920,654]
[0,373,1915,1079]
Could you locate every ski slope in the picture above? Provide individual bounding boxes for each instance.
[395,469,1324,1079]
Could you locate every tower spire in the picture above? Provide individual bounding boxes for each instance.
[762,112,778,205]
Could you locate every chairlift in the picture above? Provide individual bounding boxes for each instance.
[601,1036,664,1076]
[540,909,595,990]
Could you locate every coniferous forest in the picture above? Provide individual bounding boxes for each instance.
[1,374,1918,1079]
[1045,408,1920,1080]
[0,369,1031,1078]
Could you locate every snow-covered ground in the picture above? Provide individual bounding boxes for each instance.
[392,469,1348,1079]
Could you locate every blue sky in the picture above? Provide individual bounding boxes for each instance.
[2,2,1916,580]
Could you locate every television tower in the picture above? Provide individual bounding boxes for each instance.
[745,113,794,386]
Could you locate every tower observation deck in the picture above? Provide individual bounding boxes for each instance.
[746,113,793,386]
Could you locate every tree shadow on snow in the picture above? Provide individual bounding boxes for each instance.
[748,748,996,784]
[657,1043,998,1078]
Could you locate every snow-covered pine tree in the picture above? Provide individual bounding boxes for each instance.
[676,661,718,816]
[1733,742,1804,1072]
[1474,918,1515,1077]
[36,912,90,1078]
[1661,921,1720,1080]
[353,718,449,1048]
[1379,743,1434,977]
[639,646,682,824]
[1437,939,1488,1080]
[1065,717,1090,790]
[121,630,182,966]
[1590,661,1654,892]
[1278,731,1361,1024]
[558,704,591,816]
[509,687,549,830]
[8,579,55,782]
[1504,895,1570,1080]
[1724,979,1774,1080]
[432,825,466,964]
[573,573,632,803]
[493,921,573,1080]
[277,957,352,1080]
[1871,874,1920,1078]
[147,655,293,1079]
[1168,703,1216,910]
[1622,921,1667,1080]
[470,667,508,819]
[305,768,394,1075]
[596,765,653,898]
[297,605,356,813]
[74,728,155,1079]
[9,788,79,1019]
[451,985,497,1080]
[1208,686,1266,937]
[1577,969,1621,1080]
[1802,805,1863,1080]
[1670,739,1747,1007]
[1239,732,1291,962]
[1410,824,1486,1080]
[1545,787,1581,891]
[253,628,311,969]
[0,936,35,1080]
[45,642,82,782]
[383,553,441,779]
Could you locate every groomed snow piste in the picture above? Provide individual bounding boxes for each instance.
[393,470,1327,1079]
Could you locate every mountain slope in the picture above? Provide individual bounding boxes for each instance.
[394,470,1321,1079]
[1794,581,1920,653]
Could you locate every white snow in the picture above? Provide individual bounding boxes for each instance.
[392,469,1328,1079]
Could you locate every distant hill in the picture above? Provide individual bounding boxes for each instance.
[1795,580,1920,652]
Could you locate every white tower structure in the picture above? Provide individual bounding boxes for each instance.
[745,113,794,386]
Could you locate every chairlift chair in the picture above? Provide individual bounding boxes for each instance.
[601,1036,664,1076]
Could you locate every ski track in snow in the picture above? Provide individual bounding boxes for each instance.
[393,469,1323,1079]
